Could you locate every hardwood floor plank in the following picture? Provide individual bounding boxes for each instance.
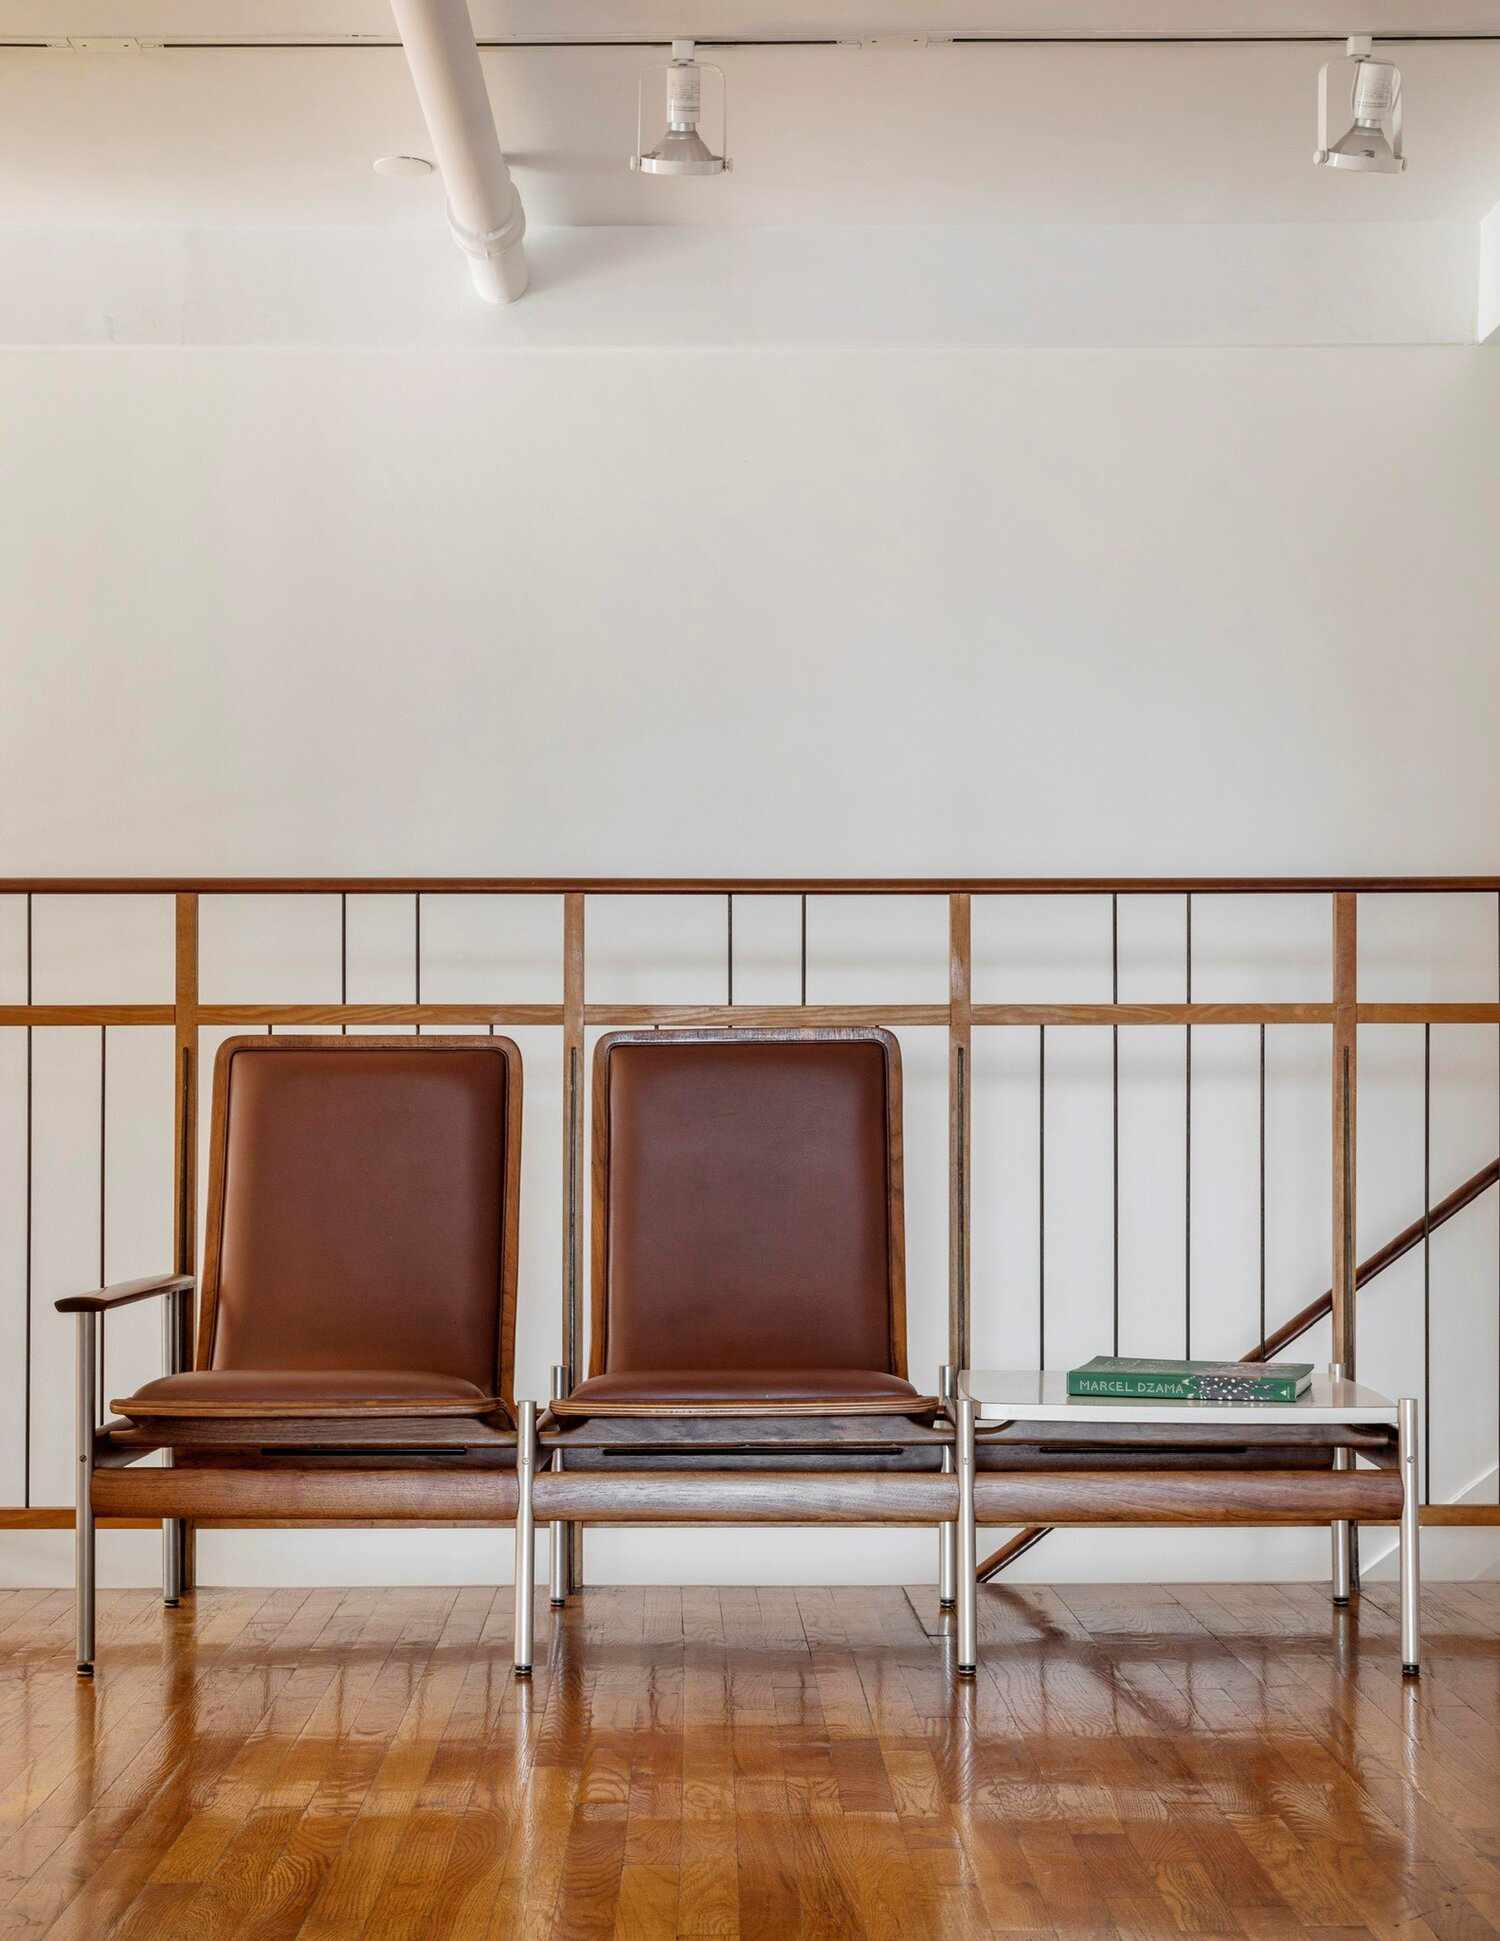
[1,1585,1498,1940]
[0,1589,319,1940]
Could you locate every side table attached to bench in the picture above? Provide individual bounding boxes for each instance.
[950,1370,1419,1680]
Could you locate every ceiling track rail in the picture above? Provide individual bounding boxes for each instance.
[10,31,1500,51]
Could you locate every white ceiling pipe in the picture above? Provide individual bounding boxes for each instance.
[388,0,527,303]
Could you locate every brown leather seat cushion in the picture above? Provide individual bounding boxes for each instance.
[114,1368,500,1420]
[558,1367,928,1416]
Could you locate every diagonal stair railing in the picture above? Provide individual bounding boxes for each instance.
[975,1154,1500,1583]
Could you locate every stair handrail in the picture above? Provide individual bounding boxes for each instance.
[976,1154,1500,1583]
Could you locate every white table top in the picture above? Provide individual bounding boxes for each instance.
[959,1370,1400,1427]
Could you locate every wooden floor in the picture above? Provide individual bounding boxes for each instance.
[0,1581,1498,1940]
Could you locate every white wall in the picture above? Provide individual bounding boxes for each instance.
[3,342,1499,1586]
[0,221,1483,348]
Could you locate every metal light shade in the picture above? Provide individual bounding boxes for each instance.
[637,126,723,177]
[1316,38,1406,173]
[631,39,731,177]
[1323,120,1401,172]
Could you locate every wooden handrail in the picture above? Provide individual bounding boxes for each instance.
[6,875,1500,897]
[976,1153,1500,1584]
[1250,1156,1500,1364]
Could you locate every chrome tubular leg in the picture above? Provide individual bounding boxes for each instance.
[548,1365,568,1606]
[162,1288,185,1607]
[1330,1361,1351,1607]
[956,1392,977,1678]
[1399,1395,1420,1677]
[938,1364,957,1609]
[162,1528,183,1608]
[514,1400,536,1677]
[75,1313,97,1676]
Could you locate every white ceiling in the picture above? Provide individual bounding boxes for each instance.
[2,3,1499,230]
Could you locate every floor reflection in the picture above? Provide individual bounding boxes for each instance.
[0,1580,1489,1938]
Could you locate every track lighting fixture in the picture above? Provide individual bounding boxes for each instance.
[630,39,731,177]
[1315,34,1406,173]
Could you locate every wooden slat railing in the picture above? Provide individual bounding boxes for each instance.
[6,875,1498,1545]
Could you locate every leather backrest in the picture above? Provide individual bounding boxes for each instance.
[592,1031,904,1376]
[201,1037,521,1402]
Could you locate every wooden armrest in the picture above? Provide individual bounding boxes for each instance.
[55,1273,194,1315]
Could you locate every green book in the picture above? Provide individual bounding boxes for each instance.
[1067,1356,1314,1403]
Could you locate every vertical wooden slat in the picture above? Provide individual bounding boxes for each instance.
[172,892,199,1586]
[948,894,972,1375]
[1331,892,1357,1377]
[562,891,585,1587]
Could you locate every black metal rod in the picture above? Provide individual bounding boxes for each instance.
[726,894,733,1008]
[1259,1022,1267,1360]
[1184,893,1192,1358]
[414,891,421,1036]
[1111,893,1119,1356]
[340,892,348,1036]
[799,895,808,1006]
[1038,1024,1046,1371]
